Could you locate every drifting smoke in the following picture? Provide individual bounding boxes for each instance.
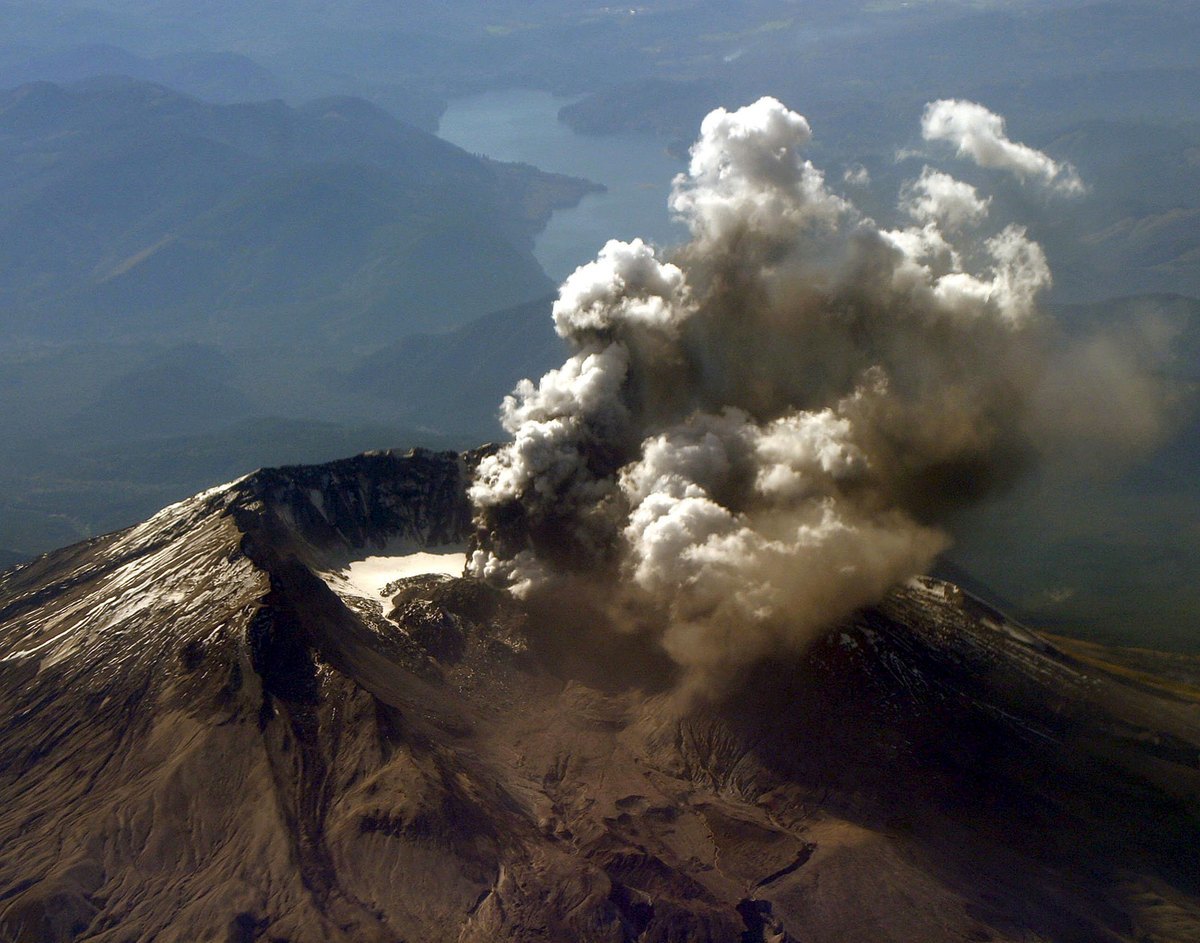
[467,97,1129,694]
[843,164,871,188]
[921,99,1085,195]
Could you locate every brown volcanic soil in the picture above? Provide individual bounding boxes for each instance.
[1,449,1198,942]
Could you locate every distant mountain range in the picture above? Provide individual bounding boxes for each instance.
[0,77,594,346]
[0,43,283,105]
[0,76,595,563]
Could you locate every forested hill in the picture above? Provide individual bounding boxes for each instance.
[0,76,600,563]
[0,77,595,346]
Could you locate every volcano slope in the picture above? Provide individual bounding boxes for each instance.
[1,448,1198,943]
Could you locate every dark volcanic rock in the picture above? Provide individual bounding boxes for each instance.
[1,447,1198,942]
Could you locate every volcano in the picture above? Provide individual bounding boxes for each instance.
[1,448,1198,942]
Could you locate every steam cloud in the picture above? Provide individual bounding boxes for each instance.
[921,99,1085,195]
[467,97,1123,693]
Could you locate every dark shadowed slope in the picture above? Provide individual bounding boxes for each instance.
[1,449,1198,942]
[344,294,566,440]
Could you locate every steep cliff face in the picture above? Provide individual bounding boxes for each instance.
[1,449,1198,943]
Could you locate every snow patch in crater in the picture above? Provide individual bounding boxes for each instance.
[323,551,468,608]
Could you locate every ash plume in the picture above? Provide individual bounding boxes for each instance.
[468,97,1146,694]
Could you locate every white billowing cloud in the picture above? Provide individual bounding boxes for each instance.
[922,99,1085,195]
[901,166,991,230]
[669,96,847,248]
[752,409,865,499]
[553,238,692,338]
[843,163,871,187]
[927,225,1051,324]
[619,418,739,505]
[469,97,1145,695]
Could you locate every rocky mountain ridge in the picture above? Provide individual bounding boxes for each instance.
[1,448,1198,942]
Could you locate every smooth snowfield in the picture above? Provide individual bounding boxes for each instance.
[321,551,467,608]
[345,553,467,602]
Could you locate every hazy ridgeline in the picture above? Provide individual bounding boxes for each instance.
[0,0,1197,649]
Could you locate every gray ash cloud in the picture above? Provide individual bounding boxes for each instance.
[468,97,1161,694]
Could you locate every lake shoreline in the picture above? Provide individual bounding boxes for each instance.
[438,88,688,281]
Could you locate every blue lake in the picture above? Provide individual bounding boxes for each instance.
[438,89,688,282]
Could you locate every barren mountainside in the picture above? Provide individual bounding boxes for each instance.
[1,449,1199,942]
